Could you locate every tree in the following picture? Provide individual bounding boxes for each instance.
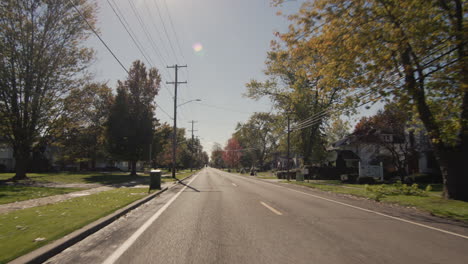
[273,0,467,200]
[245,9,347,165]
[222,138,242,169]
[56,83,113,169]
[152,123,172,168]
[0,0,96,180]
[353,103,417,182]
[234,112,281,170]
[324,117,351,145]
[107,60,161,176]
[210,143,225,168]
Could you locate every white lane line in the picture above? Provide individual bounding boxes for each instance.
[221,171,468,240]
[232,183,237,187]
[103,173,201,264]
[260,201,283,216]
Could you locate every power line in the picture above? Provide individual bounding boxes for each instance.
[68,0,128,74]
[195,102,252,114]
[162,0,186,62]
[150,0,180,63]
[141,0,172,68]
[106,0,153,67]
[107,0,174,98]
[127,0,168,70]
[155,102,173,120]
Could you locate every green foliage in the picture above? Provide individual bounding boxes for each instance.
[272,0,467,199]
[55,83,113,168]
[0,0,97,178]
[365,182,428,201]
[107,61,161,174]
[233,112,282,169]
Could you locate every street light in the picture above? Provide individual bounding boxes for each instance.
[172,98,201,179]
[178,99,201,108]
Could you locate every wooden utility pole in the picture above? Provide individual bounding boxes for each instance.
[287,114,291,181]
[167,64,187,178]
[189,120,198,172]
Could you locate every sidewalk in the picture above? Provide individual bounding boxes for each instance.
[0,181,173,214]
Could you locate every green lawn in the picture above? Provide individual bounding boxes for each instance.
[256,171,278,179]
[0,172,149,185]
[0,186,84,205]
[0,188,148,263]
[288,181,468,222]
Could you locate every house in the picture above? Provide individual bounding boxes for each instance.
[332,127,439,176]
[0,143,14,172]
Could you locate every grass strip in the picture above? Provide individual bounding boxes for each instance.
[0,186,84,205]
[0,188,148,263]
[288,181,468,222]
[0,172,149,185]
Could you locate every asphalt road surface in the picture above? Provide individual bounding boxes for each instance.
[46,167,468,264]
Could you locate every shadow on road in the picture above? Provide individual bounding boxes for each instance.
[177,180,200,192]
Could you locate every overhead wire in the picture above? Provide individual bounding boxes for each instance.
[68,0,128,74]
[150,0,180,63]
[107,0,174,99]
[106,0,153,67]
[162,0,186,62]
[127,0,168,71]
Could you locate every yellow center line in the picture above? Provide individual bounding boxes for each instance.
[260,201,283,216]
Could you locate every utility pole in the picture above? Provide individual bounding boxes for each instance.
[188,120,198,172]
[287,114,291,182]
[167,64,187,178]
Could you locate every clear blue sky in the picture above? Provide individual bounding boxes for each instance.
[87,0,377,155]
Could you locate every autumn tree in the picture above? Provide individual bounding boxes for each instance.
[245,9,349,164]
[107,61,161,176]
[0,0,96,180]
[222,138,242,169]
[353,103,417,182]
[324,117,351,146]
[273,0,467,200]
[210,143,225,168]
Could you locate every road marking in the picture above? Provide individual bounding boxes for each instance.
[220,170,468,240]
[103,172,201,264]
[232,183,237,187]
[260,201,283,216]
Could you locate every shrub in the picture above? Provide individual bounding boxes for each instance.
[365,184,387,201]
[0,164,6,173]
[357,176,376,184]
[340,173,358,183]
[365,182,429,201]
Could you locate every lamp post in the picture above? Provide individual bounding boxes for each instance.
[178,99,201,108]
[172,98,201,179]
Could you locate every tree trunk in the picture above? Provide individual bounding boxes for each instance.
[130,160,137,176]
[438,148,468,201]
[12,152,29,181]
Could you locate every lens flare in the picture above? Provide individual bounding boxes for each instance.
[193,43,203,53]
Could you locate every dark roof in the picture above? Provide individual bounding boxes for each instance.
[337,150,360,160]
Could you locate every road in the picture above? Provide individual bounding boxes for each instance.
[46,167,468,264]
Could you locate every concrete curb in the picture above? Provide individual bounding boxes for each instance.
[10,187,169,264]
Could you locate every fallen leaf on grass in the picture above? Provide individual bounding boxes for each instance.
[34,237,46,242]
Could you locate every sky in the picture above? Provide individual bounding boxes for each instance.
[86,0,379,155]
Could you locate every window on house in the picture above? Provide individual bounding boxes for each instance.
[381,135,392,142]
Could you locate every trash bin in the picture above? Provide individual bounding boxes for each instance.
[149,169,161,190]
